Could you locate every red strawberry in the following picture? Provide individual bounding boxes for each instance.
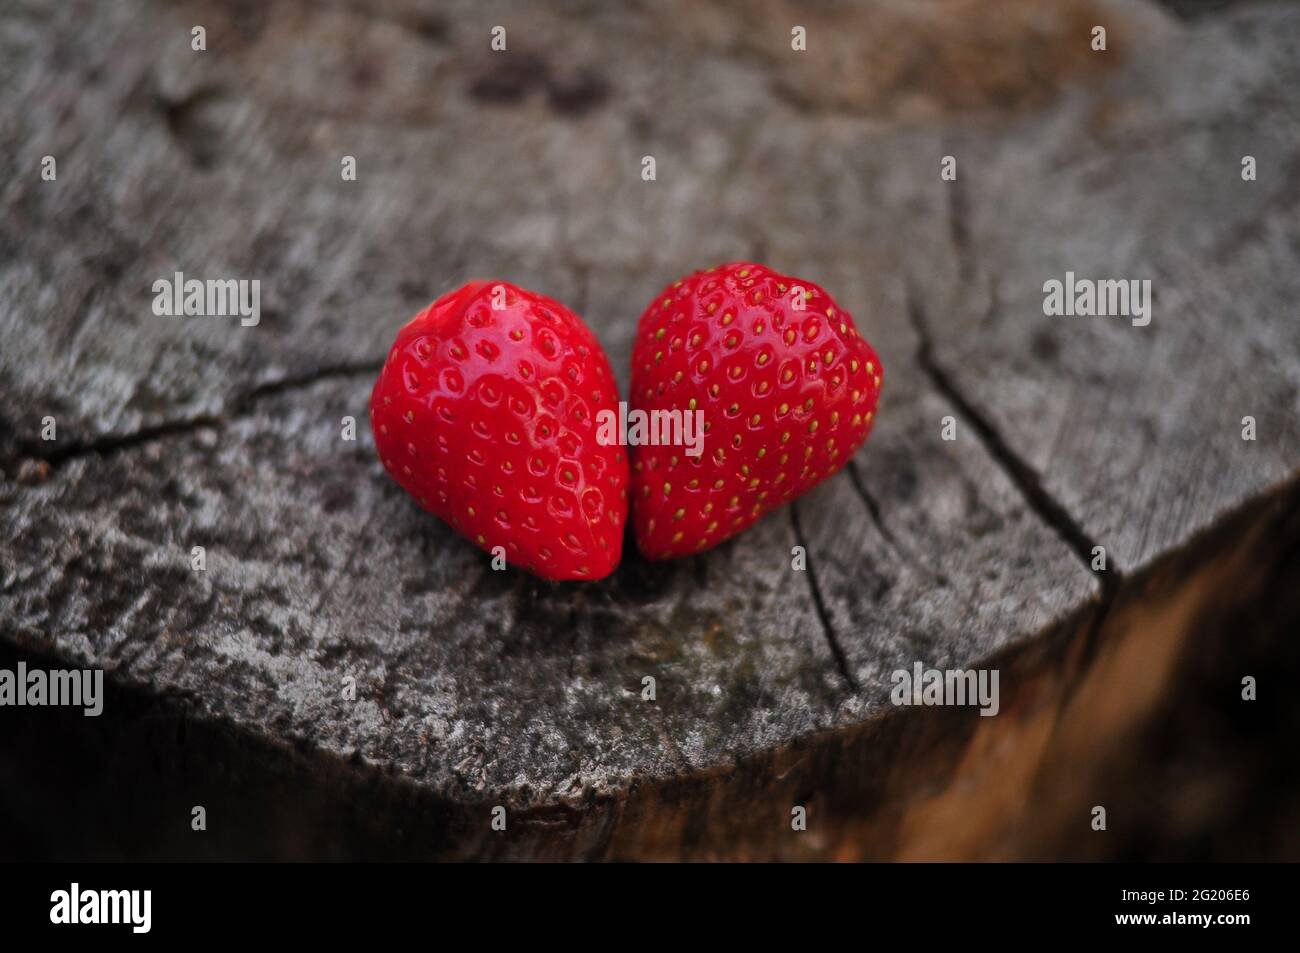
[370,281,629,581]
[629,263,882,559]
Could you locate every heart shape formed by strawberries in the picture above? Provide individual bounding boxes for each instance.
[629,262,883,559]
[370,281,629,580]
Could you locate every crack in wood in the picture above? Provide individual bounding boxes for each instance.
[9,413,227,470]
[788,500,859,692]
[235,359,385,410]
[907,288,1121,598]
[5,359,385,472]
[844,459,940,583]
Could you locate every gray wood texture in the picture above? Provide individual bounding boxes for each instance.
[1,0,1297,857]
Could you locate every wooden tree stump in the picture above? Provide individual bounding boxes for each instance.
[2,0,1297,859]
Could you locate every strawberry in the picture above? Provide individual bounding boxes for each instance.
[370,281,629,581]
[629,263,882,559]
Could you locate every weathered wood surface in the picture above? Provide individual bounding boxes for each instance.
[1,0,1298,858]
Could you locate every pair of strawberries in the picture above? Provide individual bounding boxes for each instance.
[370,262,883,581]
